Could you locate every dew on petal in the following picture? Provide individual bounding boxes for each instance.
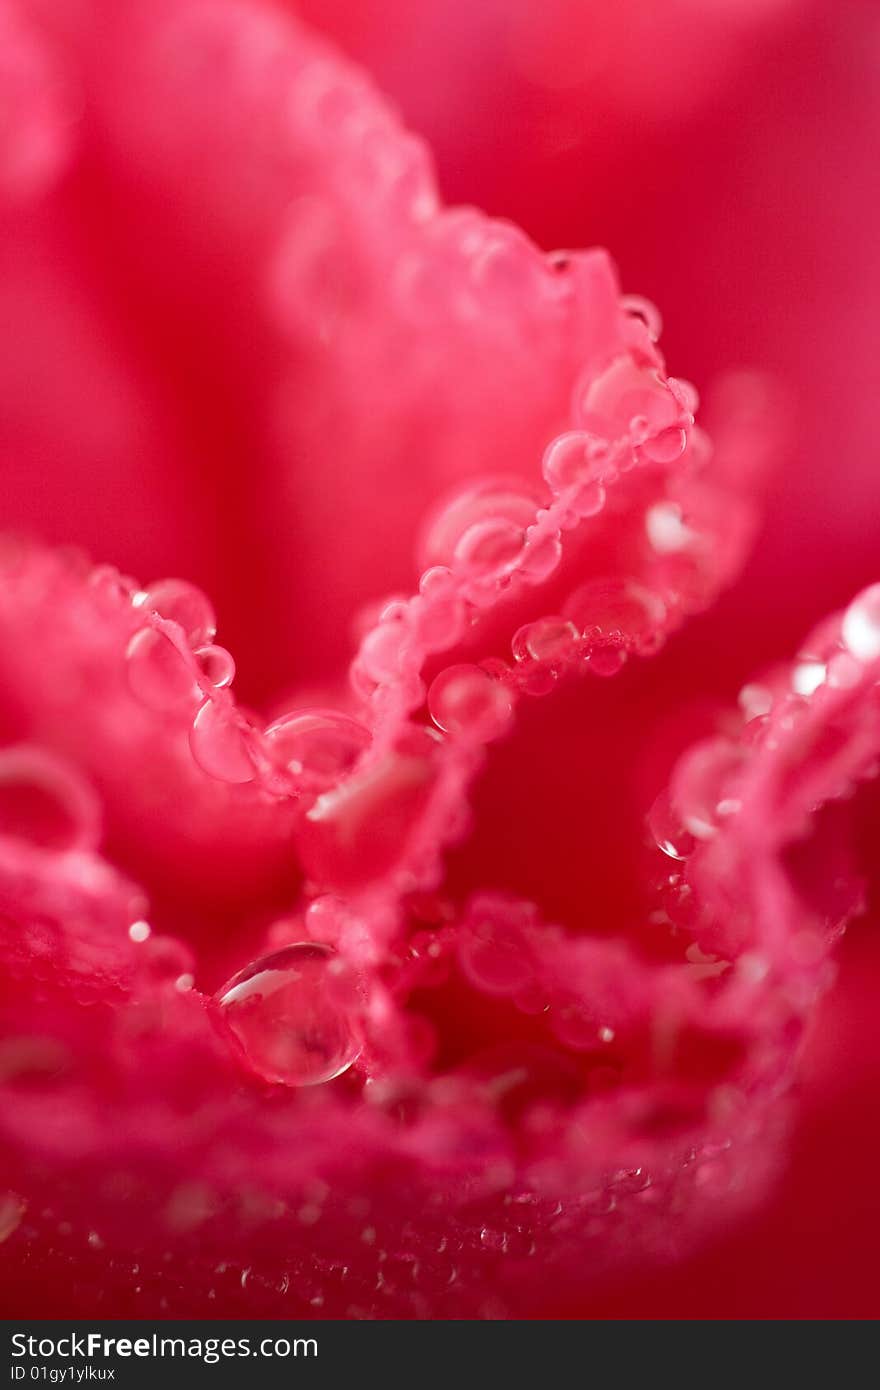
[454,517,525,578]
[190,700,256,784]
[216,943,362,1087]
[647,791,696,861]
[126,628,199,710]
[841,584,880,662]
[671,738,746,840]
[620,293,663,341]
[420,481,538,571]
[541,431,611,494]
[458,925,533,996]
[586,646,628,677]
[138,578,217,647]
[264,709,371,790]
[194,644,236,689]
[519,529,562,583]
[0,746,100,852]
[640,426,687,464]
[564,576,665,650]
[358,619,410,684]
[428,665,514,741]
[88,564,136,604]
[512,617,579,664]
[578,356,680,445]
[410,592,467,651]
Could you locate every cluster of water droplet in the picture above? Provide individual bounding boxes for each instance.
[123,575,375,797]
[346,350,695,736]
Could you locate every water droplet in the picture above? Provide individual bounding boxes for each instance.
[647,791,695,860]
[420,481,538,570]
[668,377,700,415]
[138,579,217,647]
[428,665,513,740]
[541,432,612,514]
[88,565,136,603]
[216,943,362,1087]
[621,294,663,341]
[264,710,371,790]
[671,738,745,840]
[194,644,235,689]
[459,924,534,996]
[640,426,687,464]
[586,645,627,677]
[512,617,579,664]
[126,628,199,710]
[358,620,409,683]
[454,518,524,578]
[128,919,151,943]
[299,737,438,889]
[564,576,665,651]
[190,700,256,784]
[841,585,880,661]
[411,592,466,651]
[519,529,562,583]
[578,356,680,446]
[0,747,100,852]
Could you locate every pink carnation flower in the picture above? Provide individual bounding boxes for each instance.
[0,0,878,1317]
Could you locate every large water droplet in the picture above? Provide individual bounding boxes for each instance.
[512,616,579,665]
[138,579,217,647]
[190,700,256,784]
[428,665,513,741]
[640,427,687,464]
[264,710,371,791]
[126,628,199,710]
[216,943,362,1087]
[194,644,236,689]
[0,747,100,852]
[841,585,880,662]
